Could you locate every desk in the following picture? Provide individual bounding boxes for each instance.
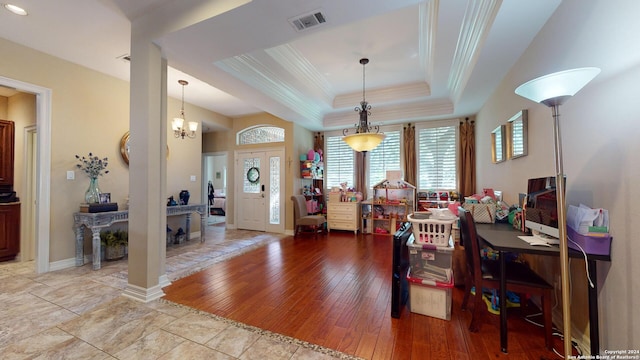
[476,223,610,355]
[74,204,207,270]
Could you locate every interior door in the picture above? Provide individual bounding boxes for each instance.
[236,149,284,233]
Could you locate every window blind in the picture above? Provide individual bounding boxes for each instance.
[512,120,524,155]
[325,135,354,189]
[368,130,401,188]
[417,124,457,190]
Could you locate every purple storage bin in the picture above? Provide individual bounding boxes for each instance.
[567,226,611,256]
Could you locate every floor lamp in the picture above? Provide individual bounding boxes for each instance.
[515,67,600,357]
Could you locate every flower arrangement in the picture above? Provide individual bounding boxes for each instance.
[76,153,109,179]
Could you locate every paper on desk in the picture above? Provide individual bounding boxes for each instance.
[567,204,609,234]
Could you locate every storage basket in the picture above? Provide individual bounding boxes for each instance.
[407,214,455,246]
[407,235,454,282]
[407,269,454,320]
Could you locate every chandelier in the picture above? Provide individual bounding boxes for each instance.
[342,58,385,152]
[172,80,198,139]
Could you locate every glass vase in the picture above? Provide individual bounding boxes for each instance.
[85,177,101,204]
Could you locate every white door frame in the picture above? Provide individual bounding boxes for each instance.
[1,76,52,273]
[21,125,37,261]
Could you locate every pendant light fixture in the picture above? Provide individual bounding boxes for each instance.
[342,58,385,152]
[172,80,198,139]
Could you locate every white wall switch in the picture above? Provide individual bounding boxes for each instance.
[190,175,196,182]
[67,171,75,180]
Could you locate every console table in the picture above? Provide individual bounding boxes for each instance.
[74,204,206,270]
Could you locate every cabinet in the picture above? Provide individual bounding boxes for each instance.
[300,161,324,214]
[0,202,20,261]
[0,120,15,186]
[361,180,415,235]
[327,201,360,234]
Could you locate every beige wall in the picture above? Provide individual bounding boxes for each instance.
[475,0,639,351]
[0,37,228,264]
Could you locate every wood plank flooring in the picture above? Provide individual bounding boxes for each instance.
[163,231,562,359]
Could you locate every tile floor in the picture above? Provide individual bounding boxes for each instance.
[0,226,360,359]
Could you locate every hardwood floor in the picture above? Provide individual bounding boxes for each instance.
[163,230,561,359]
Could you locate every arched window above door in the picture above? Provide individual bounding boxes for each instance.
[237,125,285,145]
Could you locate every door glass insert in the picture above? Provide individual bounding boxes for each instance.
[269,156,280,224]
[243,158,260,193]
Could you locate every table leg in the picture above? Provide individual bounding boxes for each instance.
[200,212,206,242]
[75,225,84,266]
[91,228,101,270]
[588,259,599,355]
[500,250,508,353]
[185,213,192,241]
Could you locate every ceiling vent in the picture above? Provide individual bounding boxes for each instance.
[288,10,326,32]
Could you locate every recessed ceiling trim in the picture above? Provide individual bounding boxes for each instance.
[447,0,501,102]
[324,98,453,128]
[265,44,334,105]
[418,0,439,84]
[215,54,325,122]
[333,82,431,109]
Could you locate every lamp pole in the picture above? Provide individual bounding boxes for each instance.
[515,67,600,358]
[551,103,572,358]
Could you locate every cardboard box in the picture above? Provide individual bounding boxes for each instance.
[407,270,453,320]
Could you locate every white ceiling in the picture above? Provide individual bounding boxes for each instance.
[0,0,561,132]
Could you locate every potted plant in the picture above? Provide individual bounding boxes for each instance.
[101,229,128,261]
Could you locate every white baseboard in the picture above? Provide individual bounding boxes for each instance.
[159,274,171,288]
[122,283,165,303]
[551,307,591,355]
[531,295,591,355]
[49,257,77,271]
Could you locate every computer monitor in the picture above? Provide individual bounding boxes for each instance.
[525,176,565,239]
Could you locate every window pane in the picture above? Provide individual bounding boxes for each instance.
[369,130,401,188]
[237,126,285,145]
[417,125,457,190]
[325,135,354,189]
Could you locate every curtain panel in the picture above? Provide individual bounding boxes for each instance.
[459,118,475,197]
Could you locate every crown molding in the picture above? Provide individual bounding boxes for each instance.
[419,0,439,84]
[323,98,453,128]
[265,44,335,105]
[447,0,501,102]
[215,54,325,123]
[333,82,431,109]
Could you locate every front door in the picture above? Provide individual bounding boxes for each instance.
[236,149,284,233]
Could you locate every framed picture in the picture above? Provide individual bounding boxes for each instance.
[100,193,111,204]
[506,109,528,159]
[491,125,506,163]
[216,171,221,179]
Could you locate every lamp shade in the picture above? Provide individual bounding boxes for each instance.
[343,133,386,152]
[172,117,184,131]
[515,67,600,106]
[188,121,198,132]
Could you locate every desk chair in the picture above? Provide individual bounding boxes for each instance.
[291,195,326,239]
[458,207,554,350]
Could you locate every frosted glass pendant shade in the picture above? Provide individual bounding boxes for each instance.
[172,117,184,131]
[343,133,386,152]
[515,67,600,106]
